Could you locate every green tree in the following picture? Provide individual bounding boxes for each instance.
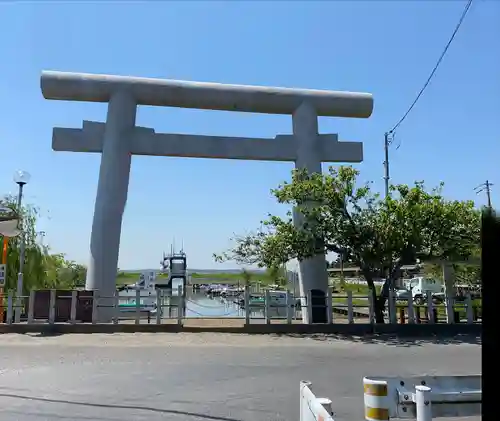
[217,166,480,323]
[241,268,252,286]
[266,264,287,287]
[1,194,87,291]
[1,195,47,292]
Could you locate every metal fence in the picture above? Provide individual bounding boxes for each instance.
[0,285,482,325]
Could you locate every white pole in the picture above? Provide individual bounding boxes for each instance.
[368,292,375,324]
[415,385,432,421]
[27,290,35,324]
[265,289,271,324]
[14,182,25,324]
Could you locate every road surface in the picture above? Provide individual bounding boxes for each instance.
[0,333,481,421]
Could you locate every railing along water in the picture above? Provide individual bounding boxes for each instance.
[0,285,482,326]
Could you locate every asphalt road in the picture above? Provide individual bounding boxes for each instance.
[0,333,481,421]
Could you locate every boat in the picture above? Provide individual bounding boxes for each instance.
[220,287,244,298]
[238,291,299,308]
[117,272,157,312]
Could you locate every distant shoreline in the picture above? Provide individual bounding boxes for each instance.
[120,269,267,275]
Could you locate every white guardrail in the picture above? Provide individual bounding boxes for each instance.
[300,381,335,421]
[363,375,482,421]
[300,376,481,421]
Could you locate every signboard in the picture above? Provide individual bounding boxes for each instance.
[0,264,6,287]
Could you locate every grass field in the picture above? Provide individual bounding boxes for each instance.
[115,271,272,286]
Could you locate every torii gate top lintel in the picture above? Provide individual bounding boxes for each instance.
[40,70,374,118]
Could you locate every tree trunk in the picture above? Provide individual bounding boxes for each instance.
[363,270,386,324]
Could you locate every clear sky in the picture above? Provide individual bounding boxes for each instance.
[1,1,498,271]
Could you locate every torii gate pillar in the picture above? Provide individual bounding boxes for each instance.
[41,71,373,323]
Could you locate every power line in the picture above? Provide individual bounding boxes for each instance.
[389,0,473,135]
[383,0,473,197]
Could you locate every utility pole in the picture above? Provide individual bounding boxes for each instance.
[383,132,390,198]
[474,180,493,209]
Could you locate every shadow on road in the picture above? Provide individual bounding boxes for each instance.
[271,333,482,347]
[0,393,241,421]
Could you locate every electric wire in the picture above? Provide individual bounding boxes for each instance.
[389,0,473,135]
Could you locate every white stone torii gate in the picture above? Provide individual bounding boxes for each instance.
[41,70,373,323]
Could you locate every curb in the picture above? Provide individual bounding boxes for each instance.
[0,323,482,336]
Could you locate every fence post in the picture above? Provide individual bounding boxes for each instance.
[407,296,415,324]
[113,290,119,324]
[415,385,432,421]
[92,291,98,324]
[466,293,474,325]
[265,289,271,324]
[6,291,13,324]
[286,290,293,325]
[306,290,313,325]
[14,273,23,323]
[446,295,454,324]
[347,290,354,324]
[48,289,56,325]
[326,287,333,324]
[156,289,162,325]
[363,377,389,421]
[426,291,434,323]
[244,285,250,325]
[388,289,397,324]
[27,290,35,324]
[135,289,141,325]
[368,293,375,324]
[177,285,183,326]
[70,290,77,324]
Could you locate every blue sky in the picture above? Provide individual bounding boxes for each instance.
[1,1,498,270]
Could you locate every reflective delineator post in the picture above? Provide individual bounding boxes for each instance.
[363,377,389,421]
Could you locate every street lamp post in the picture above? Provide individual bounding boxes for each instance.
[13,170,30,323]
